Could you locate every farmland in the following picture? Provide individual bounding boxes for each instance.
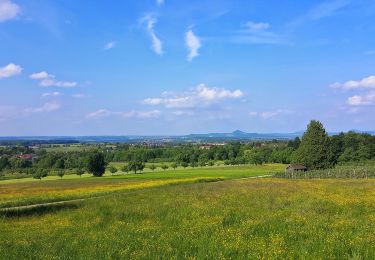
[1,170,374,259]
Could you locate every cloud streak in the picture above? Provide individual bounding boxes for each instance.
[41,91,62,97]
[185,30,202,61]
[25,101,61,113]
[140,15,163,55]
[86,109,161,119]
[233,21,288,45]
[249,109,293,119]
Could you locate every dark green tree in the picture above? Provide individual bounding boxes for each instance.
[293,120,334,170]
[33,169,48,181]
[57,170,65,179]
[87,152,106,177]
[0,156,9,171]
[75,168,85,178]
[171,162,178,170]
[161,164,168,171]
[108,166,118,175]
[128,161,145,174]
[54,159,65,169]
[149,164,157,171]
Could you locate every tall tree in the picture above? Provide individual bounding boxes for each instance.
[87,152,106,177]
[294,120,334,170]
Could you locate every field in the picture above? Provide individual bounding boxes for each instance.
[1,165,375,259]
[0,164,282,209]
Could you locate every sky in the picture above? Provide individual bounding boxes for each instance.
[1,0,375,136]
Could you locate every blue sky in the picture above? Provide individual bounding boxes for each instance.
[1,0,375,135]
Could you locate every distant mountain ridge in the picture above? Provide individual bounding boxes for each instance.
[0,130,374,144]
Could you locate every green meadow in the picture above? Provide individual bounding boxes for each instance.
[1,164,375,259]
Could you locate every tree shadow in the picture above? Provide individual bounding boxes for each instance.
[0,202,80,218]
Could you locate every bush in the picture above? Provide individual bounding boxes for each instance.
[108,166,118,175]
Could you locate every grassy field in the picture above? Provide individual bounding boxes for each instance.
[1,176,375,259]
[0,164,282,209]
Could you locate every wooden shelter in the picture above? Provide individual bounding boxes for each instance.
[285,164,307,172]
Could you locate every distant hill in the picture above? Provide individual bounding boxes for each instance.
[0,130,374,145]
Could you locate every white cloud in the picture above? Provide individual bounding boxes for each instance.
[242,21,270,31]
[29,71,51,79]
[40,78,77,88]
[0,63,22,78]
[142,84,243,108]
[185,30,202,61]
[0,0,20,22]
[30,71,78,88]
[140,14,163,55]
[233,21,288,45]
[104,41,116,50]
[72,93,87,98]
[347,92,375,106]
[171,110,194,116]
[25,101,61,113]
[330,75,375,90]
[156,0,164,6]
[249,109,292,119]
[41,91,62,97]
[86,109,161,119]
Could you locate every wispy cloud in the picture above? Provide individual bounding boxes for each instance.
[30,71,78,88]
[86,109,161,119]
[287,0,352,30]
[249,109,293,119]
[41,91,62,97]
[140,14,163,55]
[232,21,288,45]
[104,41,116,50]
[185,29,202,61]
[0,63,22,78]
[156,0,165,6]
[72,93,87,98]
[143,84,243,108]
[0,0,20,22]
[25,101,61,113]
[242,21,270,31]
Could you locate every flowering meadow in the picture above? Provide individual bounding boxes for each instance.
[1,166,374,259]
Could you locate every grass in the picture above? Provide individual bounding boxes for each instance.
[1,177,375,259]
[0,164,283,209]
[275,165,375,179]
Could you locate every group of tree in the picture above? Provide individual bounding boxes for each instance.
[1,120,375,176]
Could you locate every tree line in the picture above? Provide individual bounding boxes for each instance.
[0,120,374,178]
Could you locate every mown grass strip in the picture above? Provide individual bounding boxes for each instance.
[0,177,225,216]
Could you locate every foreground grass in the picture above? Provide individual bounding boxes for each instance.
[1,178,374,259]
[0,164,282,208]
